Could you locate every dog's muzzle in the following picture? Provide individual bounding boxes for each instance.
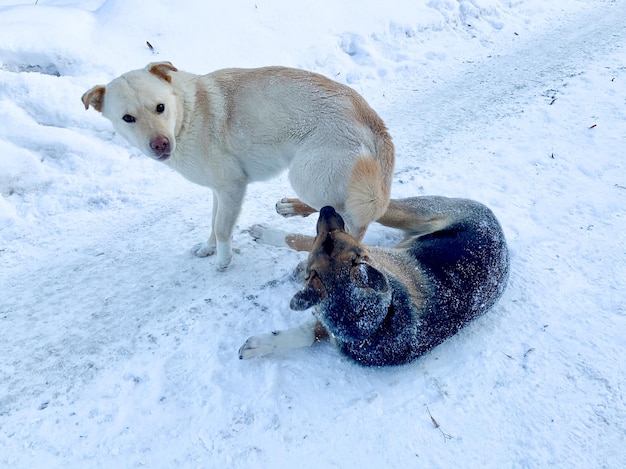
[318,206,345,233]
[150,135,171,160]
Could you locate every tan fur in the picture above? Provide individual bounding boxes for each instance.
[83,62,394,270]
[81,85,105,112]
[284,234,315,252]
[148,61,177,83]
[377,199,451,237]
[276,198,317,218]
[345,157,389,228]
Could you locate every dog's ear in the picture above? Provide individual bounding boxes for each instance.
[148,61,178,83]
[81,85,106,112]
[351,262,389,293]
[290,276,327,311]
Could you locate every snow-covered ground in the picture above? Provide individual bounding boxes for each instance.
[1,0,625,467]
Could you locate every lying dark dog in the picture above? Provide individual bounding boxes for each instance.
[239,196,509,366]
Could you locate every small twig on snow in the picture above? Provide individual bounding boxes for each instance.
[426,406,453,441]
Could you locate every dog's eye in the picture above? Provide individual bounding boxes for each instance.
[122,114,136,123]
[156,103,165,113]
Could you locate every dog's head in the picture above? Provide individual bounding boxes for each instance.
[82,62,180,162]
[291,206,391,342]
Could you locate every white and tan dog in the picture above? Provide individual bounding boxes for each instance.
[82,62,394,269]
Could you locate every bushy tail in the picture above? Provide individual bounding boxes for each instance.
[345,111,395,231]
[346,156,391,229]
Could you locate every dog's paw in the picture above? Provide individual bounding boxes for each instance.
[248,224,288,248]
[276,198,298,217]
[215,249,232,271]
[238,334,278,360]
[239,318,319,360]
[291,260,307,282]
[276,198,317,218]
[247,223,267,241]
[192,242,216,257]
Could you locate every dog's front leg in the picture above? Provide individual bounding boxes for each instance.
[239,315,328,359]
[248,225,315,252]
[192,186,246,270]
[192,189,219,258]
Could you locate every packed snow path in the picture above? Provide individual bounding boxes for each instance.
[388,1,626,159]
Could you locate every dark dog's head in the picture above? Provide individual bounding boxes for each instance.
[290,207,391,342]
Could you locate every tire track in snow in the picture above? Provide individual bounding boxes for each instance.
[390,1,626,166]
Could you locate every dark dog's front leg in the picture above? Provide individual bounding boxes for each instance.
[239,316,327,359]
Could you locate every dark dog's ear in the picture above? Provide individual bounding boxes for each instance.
[351,263,389,293]
[148,61,178,83]
[81,85,106,112]
[290,276,327,310]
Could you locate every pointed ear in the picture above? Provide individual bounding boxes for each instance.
[148,61,178,83]
[81,85,106,112]
[351,263,389,292]
[290,277,326,311]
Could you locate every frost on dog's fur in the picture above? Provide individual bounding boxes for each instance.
[240,197,510,367]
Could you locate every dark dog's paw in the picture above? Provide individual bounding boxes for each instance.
[247,224,288,248]
[247,224,267,241]
[239,334,278,360]
[291,260,307,282]
[238,337,256,359]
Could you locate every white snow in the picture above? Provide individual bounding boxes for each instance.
[1,0,625,467]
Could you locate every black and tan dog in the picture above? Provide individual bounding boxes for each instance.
[239,196,509,366]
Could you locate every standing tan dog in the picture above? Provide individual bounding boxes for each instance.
[239,196,509,366]
[82,62,394,269]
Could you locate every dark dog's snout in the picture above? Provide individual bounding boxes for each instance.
[319,206,337,218]
[317,206,345,233]
[150,135,170,158]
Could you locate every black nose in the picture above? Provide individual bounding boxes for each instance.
[317,206,345,233]
[319,206,337,218]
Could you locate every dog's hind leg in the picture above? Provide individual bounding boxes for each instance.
[376,197,452,237]
[275,197,318,218]
[239,316,328,359]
